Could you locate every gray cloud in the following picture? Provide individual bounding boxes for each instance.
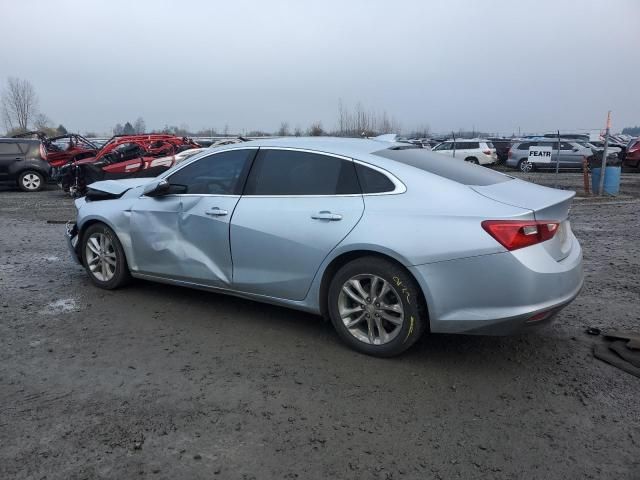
[1,0,638,135]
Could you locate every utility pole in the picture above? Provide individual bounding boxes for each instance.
[598,111,611,196]
[554,129,561,187]
[452,132,456,158]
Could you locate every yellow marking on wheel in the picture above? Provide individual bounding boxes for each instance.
[404,316,415,342]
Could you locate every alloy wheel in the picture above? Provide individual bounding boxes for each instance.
[21,173,41,191]
[338,274,404,345]
[519,160,533,172]
[85,232,117,282]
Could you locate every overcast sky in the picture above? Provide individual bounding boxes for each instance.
[1,0,638,135]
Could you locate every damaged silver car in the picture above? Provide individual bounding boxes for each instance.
[67,137,583,357]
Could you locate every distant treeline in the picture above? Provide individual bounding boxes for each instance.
[622,126,640,136]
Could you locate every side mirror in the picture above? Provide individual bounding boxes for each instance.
[143,179,170,197]
[573,148,579,152]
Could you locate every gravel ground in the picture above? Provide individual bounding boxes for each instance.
[1,172,639,480]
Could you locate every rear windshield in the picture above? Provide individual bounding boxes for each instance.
[373,148,511,186]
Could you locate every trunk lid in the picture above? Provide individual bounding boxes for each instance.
[471,179,575,261]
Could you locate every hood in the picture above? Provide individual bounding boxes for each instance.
[87,178,156,196]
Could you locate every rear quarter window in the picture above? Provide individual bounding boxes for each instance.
[373,148,511,186]
[0,142,23,154]
[355,164,395,193]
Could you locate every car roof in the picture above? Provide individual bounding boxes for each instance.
[0,137,40,144]
[440,138,488,142]
[228,136,407,157]
[514,137,579,142]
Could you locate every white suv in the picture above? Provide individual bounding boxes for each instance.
[431,139,497,165]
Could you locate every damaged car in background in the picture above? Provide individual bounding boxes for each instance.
[66,137,584,357]
[57,134,202,197]
[13,131,99,170]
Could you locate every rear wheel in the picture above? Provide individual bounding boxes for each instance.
[465,157,479,164]
[81,223,131,289]
[518,159,534,172]
[17,170,44,192]
[328,257,426,357]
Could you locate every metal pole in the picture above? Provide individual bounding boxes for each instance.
[452,132,456,158]
[598,111,611,196]
[554,129,561,187]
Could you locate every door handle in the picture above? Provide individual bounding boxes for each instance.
[205,207,228,217]
[311,211,342,221]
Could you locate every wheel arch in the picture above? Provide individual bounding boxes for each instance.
[317,249,429,326]
[11,163,50,179]
[77,216,129,266]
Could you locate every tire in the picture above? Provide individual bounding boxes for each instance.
[328,256,426,357]
[17,170,45,192]
[518,159,535,173]
[81,223,131,289]
[465,157,479,164]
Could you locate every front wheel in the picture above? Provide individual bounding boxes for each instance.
[17,170,44,192]
[328,257,426,357]
[81,223,131,289]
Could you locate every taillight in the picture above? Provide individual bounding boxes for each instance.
[39,143,47,160]
[507,148,512,158]
[483,149,492,155]
[481,220,559,251]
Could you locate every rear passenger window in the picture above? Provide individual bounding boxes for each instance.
[517,142,536,150]
[355,164,395,193]
[244,149,360,195]
[457,142,479,149]
[0,142,22,154]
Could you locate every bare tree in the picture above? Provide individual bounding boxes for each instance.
[33,113,52,131]
[133,117,146,134]
[294,125,303,136]
[335,101,403,137]
[308,121,324,136]
[1,77,39,131]
[277,121,290,136]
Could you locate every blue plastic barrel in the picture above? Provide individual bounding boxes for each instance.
[591,166,621,196]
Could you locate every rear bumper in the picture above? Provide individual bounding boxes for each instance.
[66,222,81,264]
[409,234,584,335]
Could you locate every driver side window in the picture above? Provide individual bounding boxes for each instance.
[167,149,255,195]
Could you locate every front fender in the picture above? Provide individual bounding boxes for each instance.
[76,204,134,269]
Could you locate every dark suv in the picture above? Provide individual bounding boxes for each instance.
[0,138,50,191]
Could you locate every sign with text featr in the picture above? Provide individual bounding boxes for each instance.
[528,146,553,163]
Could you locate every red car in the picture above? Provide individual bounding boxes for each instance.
[58,134,201,196]
[623,138,640,169]
[12,131,99,168]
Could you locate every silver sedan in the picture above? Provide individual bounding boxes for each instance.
[66,137,583,356]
